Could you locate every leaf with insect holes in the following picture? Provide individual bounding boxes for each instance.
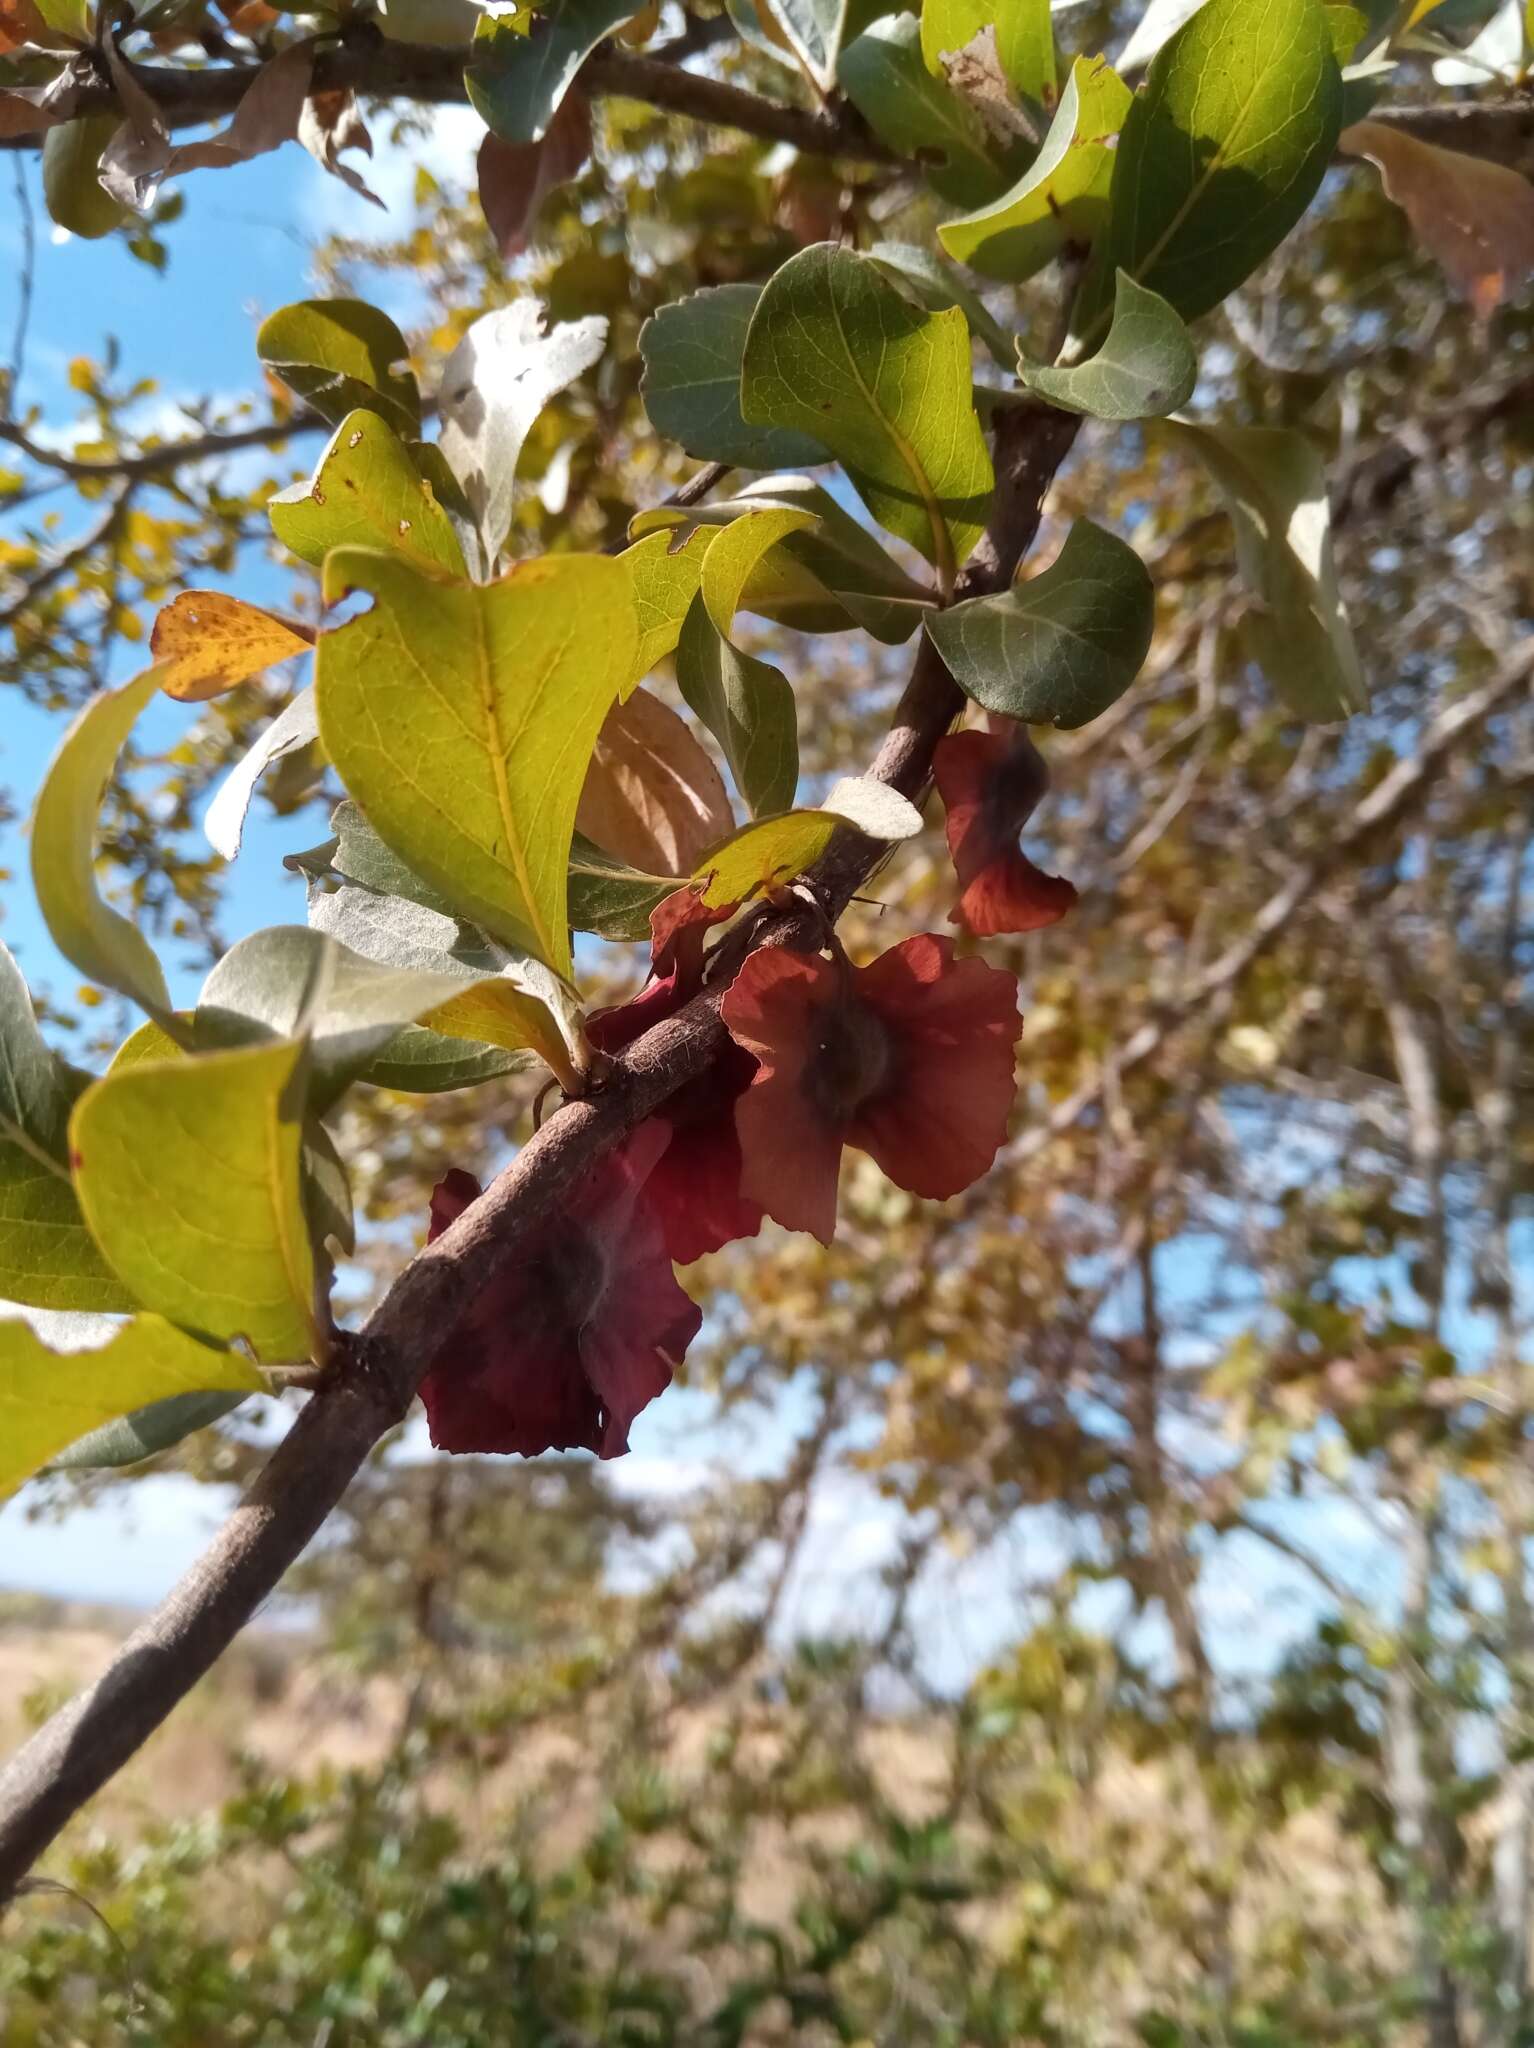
[70,1038,319,1363]
[1018,271,1197,420]
[1164,418,1366,720]
[920,0,1055,104]
[0,1307,263,1501]
[639,283,829,471]
[257,299,419,437]
[31,666,172,1021]
[939,56,1130,282]
[1072,0,1342,338]
[0,941,132,1313]
[316,547,637,977]
[435,298,607,569]
[578,687,736,873]
[267,409,466,577]
[923,519,1155,729]
[741,244,993,586]
[675,507,813,818]
[151,590,314,703]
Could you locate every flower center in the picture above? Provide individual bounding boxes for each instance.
[804,995,895,1126]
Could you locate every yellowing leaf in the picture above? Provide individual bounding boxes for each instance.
[619,525,716,678]
[70,1038,319,1364]
[151,589,315,703]
[31,666,173,1021]
[577,686,736,873]
[420,982,583,1092]
[267,408,467,577]
[0,1309,262,1502]
[1340,119,1534,319]
[315,548,639,978]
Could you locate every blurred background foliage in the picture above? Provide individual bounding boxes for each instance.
[2,0,1533,2037]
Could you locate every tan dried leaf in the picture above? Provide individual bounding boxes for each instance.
[152,590,315,703]
[298,87,383,209]
[576,687,735,874]
[101,38,314,211]
[1341,119,1534,320]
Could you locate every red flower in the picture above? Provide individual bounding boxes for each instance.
[721,934,1021,1244]
[418,1126,701,1459]
[588,886,763,1263]
[933,726,1077,938]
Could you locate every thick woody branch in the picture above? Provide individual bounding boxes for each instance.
[0,399,1084,1905]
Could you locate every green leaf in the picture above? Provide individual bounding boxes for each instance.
[49,1388,251,1472]
[692,780,921,906]
[866,240,1014,367]
[920,0,1055,102]
[268,409,467,577]
[620,527,717,679]
[938,56,1131,281]
[630,479,933,645]
[639,284,828,471]
[0,943,131,1313]
[466,0,636,143]
[256,300,419,438]
[763,0,851,87]
[70,1038,319,1364]
[31,665,172,1021]
[837,13,1006,208]
[676,508,813,818]
[435,299,607,571]
[316,548,639,979]
[1018,271,1197,419]
[0,1308,262,1501]
[1164,419,1366,719]
[923,519,1155,728]
[569,836,681,940]
[193,926,482,1109]
[741,244,994,589]
[1075,0,1343,336]
[328,799,460,917]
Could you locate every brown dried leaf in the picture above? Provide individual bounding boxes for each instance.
[576,687,735,874]
[0,0,48,53]
[152,590,315,702]
[476,89,592,258]
[101,37,313,210]
[1341,119,1534,320]
[298,86,383,208]
[0,56,87,137]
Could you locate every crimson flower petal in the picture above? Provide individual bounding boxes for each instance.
[934,729,1077,937]
[722,949,846,1244]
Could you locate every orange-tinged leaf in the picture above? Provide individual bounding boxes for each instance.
[1341,120,1534,320]
[152,590,315,703]
[577,687,736,874]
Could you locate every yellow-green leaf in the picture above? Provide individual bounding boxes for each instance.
[267,409,467,577]
[31,666,173,1022]
[70,1038,319,1363]
[0,1310,262,1502]
[315,548,639,978]
[619,525,716,679]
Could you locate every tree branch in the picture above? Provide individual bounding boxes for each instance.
[0,397,1084,1906]
[0,409,328,485]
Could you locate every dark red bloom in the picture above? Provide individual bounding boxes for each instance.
[588,885,763,1263]
[418,1127,701,1459]
[721,934,1021,1244]
[933,726,1077,938]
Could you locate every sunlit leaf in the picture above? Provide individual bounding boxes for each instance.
[838,13,1006,208]
[466,0,637,143]
[31,665,172,1021]
[920,0,1055,103]
[268,409,467,576]
[257,299,419,437]
[741,243,993,587]
[938,56,1131,281]
[1018,271,1197,419]
[70,1038,319,1363]
[316,547,638,978]
[923,519,1155,728]
[619,526,717,678]
[0,1307,262,1501]
[639,284,828,471]
[151,590,314,703]
[0,942,130,1313]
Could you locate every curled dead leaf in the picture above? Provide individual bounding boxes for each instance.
[299,88,383,209]
[477,89,592,258]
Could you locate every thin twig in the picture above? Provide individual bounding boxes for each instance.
[4,154,35,421]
